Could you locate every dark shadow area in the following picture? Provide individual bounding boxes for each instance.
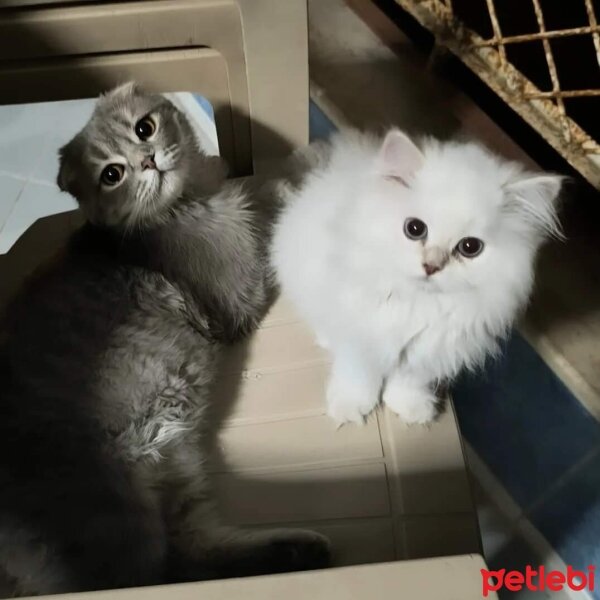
[310,56,463,139]
[0,210,82,310]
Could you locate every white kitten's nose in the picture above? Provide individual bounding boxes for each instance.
[423,263,441,276]
[422,246,448,276]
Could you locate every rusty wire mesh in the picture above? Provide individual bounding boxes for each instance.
[395,0,600,189]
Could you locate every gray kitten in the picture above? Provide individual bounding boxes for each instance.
[0,83,330,596]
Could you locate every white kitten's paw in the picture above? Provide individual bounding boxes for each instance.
[383,380,438,425]
[326,378,379,427]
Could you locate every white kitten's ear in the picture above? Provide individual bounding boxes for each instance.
[377,129,425,186]
[502,174,565,240]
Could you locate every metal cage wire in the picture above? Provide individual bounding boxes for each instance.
[396,0,600,189]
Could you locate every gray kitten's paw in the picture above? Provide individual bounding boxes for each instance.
[266,530,332,573]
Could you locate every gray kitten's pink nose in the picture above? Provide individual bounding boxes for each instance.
[423,263,441,276]
[141,155,157,170]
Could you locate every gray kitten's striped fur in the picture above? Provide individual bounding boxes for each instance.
[0,84,329,596]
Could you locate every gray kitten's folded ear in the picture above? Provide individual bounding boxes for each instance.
[100,81,141,102]
[57,136,82,198]
[502,174,566,240]
[377,128,425,187]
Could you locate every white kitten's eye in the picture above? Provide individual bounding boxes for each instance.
[135,116,156,141]
[404,218,427,241]
[100,164,125,186]
[456,237,484,258]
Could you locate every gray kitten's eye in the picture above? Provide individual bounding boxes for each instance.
[135,116,156,141]
[456,237,484,258]
[404,218,427,241]
[101,164,125,186]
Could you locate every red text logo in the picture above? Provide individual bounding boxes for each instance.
[481,565,595,597]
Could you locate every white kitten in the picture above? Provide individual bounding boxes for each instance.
[271,129,563,426]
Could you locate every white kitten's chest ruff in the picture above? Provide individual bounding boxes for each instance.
[313,280,482,379]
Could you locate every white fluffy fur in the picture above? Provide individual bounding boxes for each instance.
[272,129,563,425]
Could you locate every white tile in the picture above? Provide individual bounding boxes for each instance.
[30,99,96,185]
[0,99,95,183]
[0,182,77,253]
[46,98,96,138]
[31,132,69,187]
[0,174,26,234]
[166,93,219,156]
[0,104,50,179]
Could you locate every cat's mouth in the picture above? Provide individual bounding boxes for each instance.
[146,169,175,195]
[139,162,179,194]
[417,275,443,292]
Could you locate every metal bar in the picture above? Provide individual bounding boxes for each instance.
[530,0,571,142]
[393,0,600,189]
[484,0,506,64]
[584,0,600,69]
[524,89,600,99]
[471,24,600,47]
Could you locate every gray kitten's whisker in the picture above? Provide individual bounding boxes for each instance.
[162,145,181,170]
[164,143,179,156]
[136,179,151,204]
[133,179,146,201]
[127,179,152,228]
[143,180,159,215]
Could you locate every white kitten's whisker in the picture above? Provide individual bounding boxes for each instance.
[506,200,564,241]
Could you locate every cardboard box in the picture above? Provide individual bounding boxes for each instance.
[35,555,494,600]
